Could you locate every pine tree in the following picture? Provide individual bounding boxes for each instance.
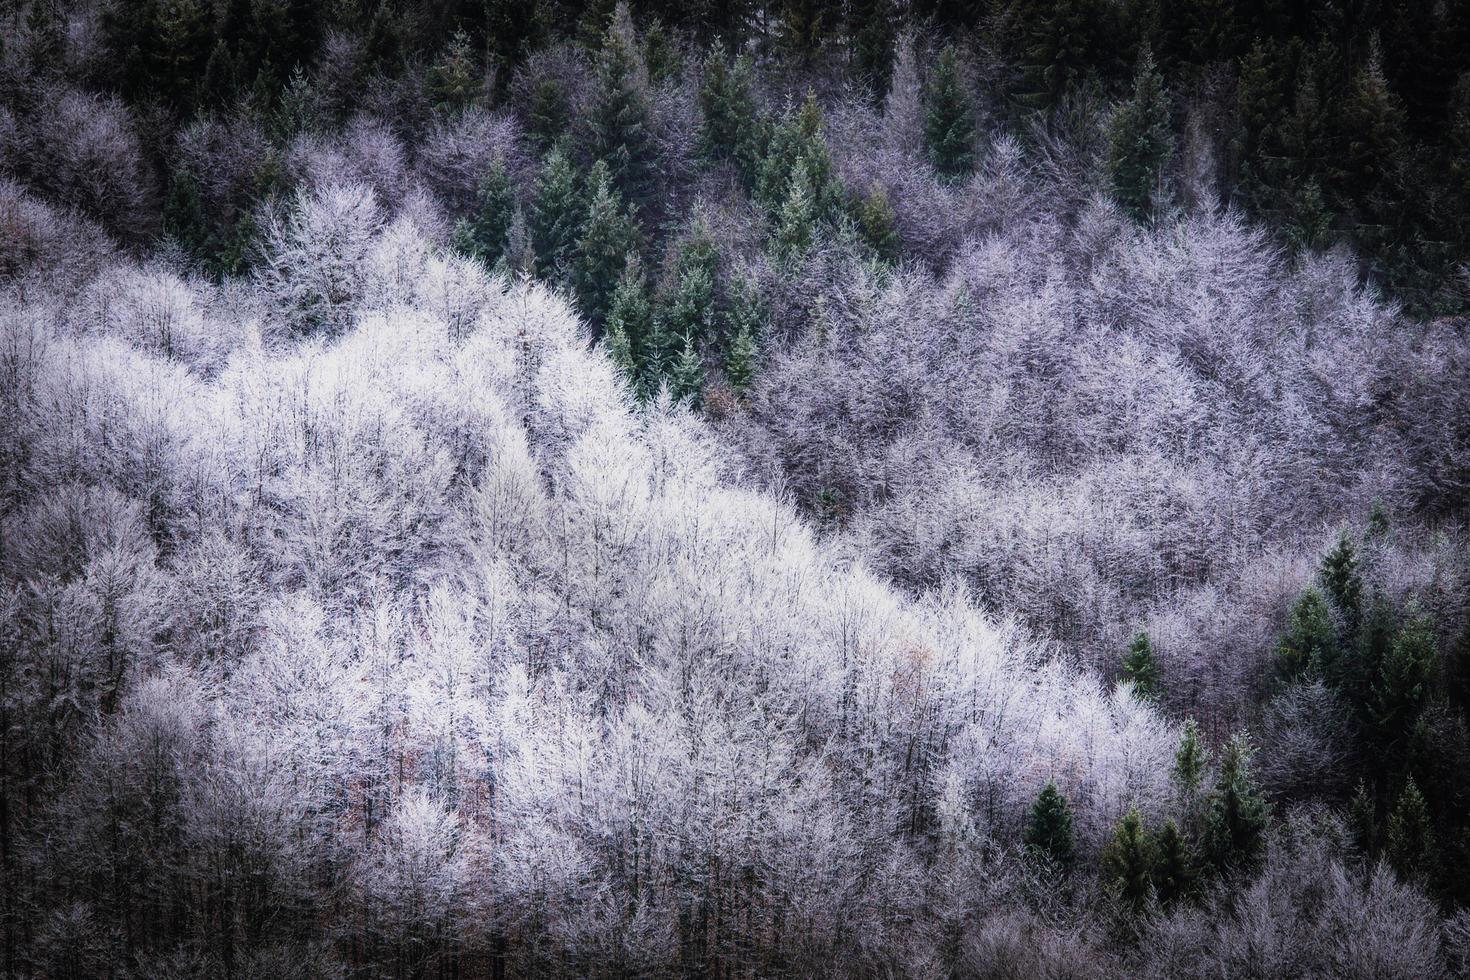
[430,28,482,112]
[574,160,640,328]
[773,160,818,264]
[201,40,241,110]
[604,310,640,394]
[1173,718,1209,799]
[1384,777,1435,883]
[1025,781,1077,871]
[1152,819,1192,908]
[1100,807,1157,912]
[1374,610,1437,752]
[757,95,839,222]
[1200,731,1270,877]
[923,45,975,181]
[699,47,764,181]
[1334,40,1407,217]
[1349,779,1377,857]
[531,143,584,281]
[725,320,759,397]
[1319,531,1364,635]
[1277,588,1339,682]
[670,334,705,405]
[163,170,210,259]
[528,79,571,151]
[856,183,901,262]
[1122,630,1162,702]
[1107,46,1172,223]
[453,160,514,267]
[586,3,655,212]
[605,257,655,390]
[849,0,895,102]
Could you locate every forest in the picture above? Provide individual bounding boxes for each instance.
[1,0,1469,976]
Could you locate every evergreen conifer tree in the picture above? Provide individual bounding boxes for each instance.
[1025,781,1077,871]
[1100,807,1157,912]
[1319,531,1364,634]
[773,160,818,264]
[1173,718,1209,799]
[1374,610,1437,753]
[856,183,901,262]
[1385,776,1435,883]
[531,143,584,281]
[923,45,975,181]
[574,160,640,328]
[1122,631,1162,702]
[453,160,514,266]
[1152,819,1192,908]
[670,335,705,405]
[725,321,759,397]
[1277,588,1339,682]
[605,257,655,389]
[1200,732,1270,877]
[1107,47,1172,223]
[587,3,655,211]
[699,47,764,181]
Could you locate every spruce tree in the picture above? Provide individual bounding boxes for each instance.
[1025,781,1077,871]
[1277,588,1338,682]
[849,0,896,102]
[531,143,584,281]
[430,28,482,112]
[1374,610,1437,753]
[1173,718,1209,799]
[1343,595,1397,726]
[1384,777,1435,883]
[1122,630,1162,702]
[923,45,975,181]
[773,160,818,264]
[605,257,655,390]
[1319,531,1364,634]
[586,3,655,211]
[1349,779,1377,857]
[670,335,705,406]
[1152,819,1192,908]
[856,183,901,262]
[661,214,722,346]
[528,79,571,151]
[574,160,640,329]
[1100,807,1157,912]
[725,321,759,397]
[453,160,514,267]
[757,95,839,222]
[162,170,210,260]
[604,311,640,394]
[1107,47,1172,223]
[1200,731,1270,878]
[699,47,763,181]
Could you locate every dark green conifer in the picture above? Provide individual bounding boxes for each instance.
[1107,46,1172,222]
[923,45,974,181]
[1122,631,1162,702]
[1025,781,1077,871]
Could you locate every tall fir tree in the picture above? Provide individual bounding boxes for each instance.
[605,257,655,391]
[669,334,705,405]
[848,0,896,103]
[1384,776,1436,883]
[699,47,764,182]
[531,142,584,282]
[453,160,514,267]
[1200,731,1270,878]
[586,3,656,212]
[1152,819,1193,908]
[1107,46,1172,223]
[923,45,975,181]
[574,159,640,329]
[856,183,901,262]
[1025,781,1077,871]
[1374,610,1437,754]
[1173,718,1209,798]
[1277,588,1339,682]
[772,160,818,264]
[1100,807,1157,912]
[1122,630,1162,702]
[1319,531,1364,635]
